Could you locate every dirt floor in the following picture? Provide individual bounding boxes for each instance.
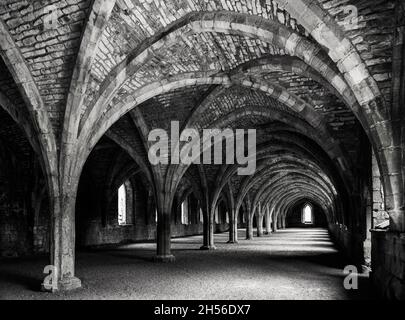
[0,228,375,300]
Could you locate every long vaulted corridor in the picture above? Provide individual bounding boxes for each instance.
[0,229,373,300]
[1,0,405,301]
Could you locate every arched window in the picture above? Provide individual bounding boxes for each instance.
[181,198,189,225]
[118,180,134,226]
[118,184,127,225]
[199,207,203,223]
[302,203,313,224]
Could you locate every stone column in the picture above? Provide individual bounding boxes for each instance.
[281,215,286,229]
[277,217,282,229]
[246,210,253,240]
[391,1,405,233]
[48,194,81,292]
[271,211,277,232]
[228,209,238,243]
[256,214,264,237]
[155,206,175,262]
[201,203,216,250]
[265,206,271,234]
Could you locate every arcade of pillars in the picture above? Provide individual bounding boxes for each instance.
[0,0,404,299]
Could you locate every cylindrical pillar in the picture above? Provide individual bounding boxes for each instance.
[48,194,82,292]
[265,208,271,234]
[201,206,216,250]
[155,207,175,262]
[228,209,238,243]
[256,214,264,237]
[246,211,253,240]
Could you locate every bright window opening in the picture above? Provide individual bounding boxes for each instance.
[303,204,313,224]
[181,198,189,225]
[118,181,134,226]
[199,207,203,223]
[118,184,127,225]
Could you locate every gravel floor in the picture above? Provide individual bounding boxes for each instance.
[0,228,375,300]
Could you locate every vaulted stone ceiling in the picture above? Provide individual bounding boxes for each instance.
[0,0,396,219]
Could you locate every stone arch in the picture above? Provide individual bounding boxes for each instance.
[62,0,116,157]
[0,91,40,154]
[272,0,402,230]
[0,20,58,201]
[218,136,346,216]
[163,80,351,200]
[246,171,336,223]
[266,186,334,228]
[230,156,338,219]
[301,202,314,224]
[271,193,331,229]
[237,158,342,225]
[69,9,400,231]
[0,20,71,288]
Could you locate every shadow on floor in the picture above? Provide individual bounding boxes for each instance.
[0,228,377,299]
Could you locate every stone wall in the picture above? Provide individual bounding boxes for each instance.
[0,108,49,257]
[77,219,231,248]
[371,230,405,300]
[328,223,364,266]
[0,167,50,257]
[76,186,231,248]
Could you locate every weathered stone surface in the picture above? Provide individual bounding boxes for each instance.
[372,230,405,299]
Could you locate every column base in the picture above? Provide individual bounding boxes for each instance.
[227,240,239,244]
[200,245,216,250]
[59,276,82,291]
[246,237,253,240]
[153,255,176,263]
[41,276,82,292]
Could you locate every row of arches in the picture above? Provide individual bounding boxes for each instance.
[114,175,322,240]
